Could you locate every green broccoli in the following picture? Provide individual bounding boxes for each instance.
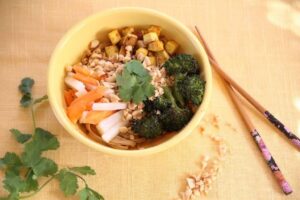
[159,87,192,131]
[131,114,163,139]
[171,74,186,108]
[173,74,205,106]
[163,54,199,75]
[143,90,172,113]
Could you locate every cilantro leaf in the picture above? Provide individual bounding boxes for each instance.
[32,157,58,177]
[21,128,59,168]
[69,166,96,175]
[118,87,133,102]
[0,193,19,200]
[79,187,104,200]
[125,60,148,77]
[116,70,137,89]
[0,153,22,175]
[3,171,26,193]
[9,129,32,144]
[33,95,48,105]
[18,78,34,95]
[21,141,42,167]
[23,170,38,192]
[132,85,146,103]
[20,94,32,107]
[57,170,78,196]
[33,128,60,151]
[116,60,154,103]
[19,78,35,107]
[0,159,4,169]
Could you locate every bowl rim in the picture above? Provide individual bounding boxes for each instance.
[48,7,212,157]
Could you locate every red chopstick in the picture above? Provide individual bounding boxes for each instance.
[194,26,293,195]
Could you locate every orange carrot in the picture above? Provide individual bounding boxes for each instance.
[73,65,91,76]
[82,111,114,125]
[64,89,76,106]
[73,73,99,86]
[73,65,99,79]
[86,101,94,111]
[67,87,105,123]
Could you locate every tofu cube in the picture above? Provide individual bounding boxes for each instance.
[108,29,121,45]
[123,34,138,46]
[105,45,119,58]
[165,40,179,55]
[156,50,170,66]
[121,26,134,36]
[143,32,158,44]
[148,56,156,66]
[136,47,148,58]
[148,40,164,52]
[148,25,162,36]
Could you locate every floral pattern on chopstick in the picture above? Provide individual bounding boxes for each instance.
[264,111,300,150]
[251,129,293,195]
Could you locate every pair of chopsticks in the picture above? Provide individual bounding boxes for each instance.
[194,26,298,195]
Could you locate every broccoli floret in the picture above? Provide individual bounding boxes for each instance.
[171,74,186,107]
[160,107,192,131]
[173,74,205,106]
[163,54,199,75]
[159,87,192,131]
[143,88,172,112]
[131,114,163,139]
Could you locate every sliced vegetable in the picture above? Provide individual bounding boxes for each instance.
[73,65,99,79]
[73,73,99,86]
[96,111,123,134]
[75,89,88,97]
[67,87,105,123]
[92,103,127,111]
[73,65,90,76]
[65,77,86,91]
[80,111,114,125]
[64,89,76,106]
[102,121,126,143]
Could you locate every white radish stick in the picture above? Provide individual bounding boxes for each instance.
[79,111,88,123]
[96,111,123,134]
[92,103,127,111]
[102,121,126,143]
[65,76,87,97]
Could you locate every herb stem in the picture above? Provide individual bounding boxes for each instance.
[30,104,36,130]
[74,173,88,187]
[19,174,58,199]
[25,169,33,179]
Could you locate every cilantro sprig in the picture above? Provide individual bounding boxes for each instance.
[116,60,155,103]
[0,78,104,200]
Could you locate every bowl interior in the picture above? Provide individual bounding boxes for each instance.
[48,8,211,156]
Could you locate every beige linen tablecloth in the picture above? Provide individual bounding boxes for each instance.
[0,0,299,199]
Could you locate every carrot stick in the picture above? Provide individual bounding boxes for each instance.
[82,111,114,125]
[64,89,76,106]
[73,73,99,86]
[73,65,90,76]
[67,87,105,123]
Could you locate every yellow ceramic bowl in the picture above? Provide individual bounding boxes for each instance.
[48,7,212,156]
